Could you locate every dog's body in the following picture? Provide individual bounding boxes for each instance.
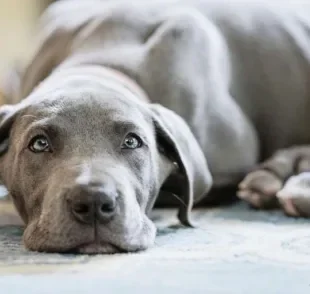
[1,0,310,253]
[19,0,310,182]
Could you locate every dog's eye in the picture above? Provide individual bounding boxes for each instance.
[122,133,143,149]
[28,135,51,153]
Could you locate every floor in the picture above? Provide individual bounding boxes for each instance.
[0,190,309,294]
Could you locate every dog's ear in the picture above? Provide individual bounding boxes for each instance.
[0,104,20,156]
[150,104,212,226]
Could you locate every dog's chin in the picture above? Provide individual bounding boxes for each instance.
[68,240,146,255]
[73,242,122,254]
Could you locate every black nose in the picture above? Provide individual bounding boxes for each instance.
[69,184,117,225]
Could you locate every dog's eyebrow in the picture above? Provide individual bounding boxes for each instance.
[23,119,61,139]
[112,121,141,134]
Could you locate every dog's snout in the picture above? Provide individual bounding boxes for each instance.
[68,183,117,225]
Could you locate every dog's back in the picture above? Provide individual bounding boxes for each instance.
[15,0,310,155]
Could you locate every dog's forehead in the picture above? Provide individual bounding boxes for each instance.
[21,93,152,135]
[35,91,141,113]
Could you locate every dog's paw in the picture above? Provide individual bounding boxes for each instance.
[237,170,282,208]
[277,172,310,217]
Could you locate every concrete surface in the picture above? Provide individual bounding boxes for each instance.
[0,192,309,294]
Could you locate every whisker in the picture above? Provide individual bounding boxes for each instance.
[171,193,187,208]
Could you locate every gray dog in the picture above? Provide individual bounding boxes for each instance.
[1,0,310,253]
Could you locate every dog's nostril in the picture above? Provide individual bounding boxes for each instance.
[100,203,115,213]
[73,203,90,214]
[70,201,94,225]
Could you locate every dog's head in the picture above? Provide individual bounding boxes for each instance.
[0,67,212,253]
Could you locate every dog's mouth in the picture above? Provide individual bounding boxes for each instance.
[67,242,124,255]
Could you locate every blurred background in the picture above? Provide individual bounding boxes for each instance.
[0,0,53,75]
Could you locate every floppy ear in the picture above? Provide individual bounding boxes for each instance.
[0,104,20,156]
[0,103,27,222]
[150,104,212,226]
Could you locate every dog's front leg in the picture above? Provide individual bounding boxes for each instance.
[138,9,259,189]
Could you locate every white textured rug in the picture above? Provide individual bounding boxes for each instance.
[0,198,309,293]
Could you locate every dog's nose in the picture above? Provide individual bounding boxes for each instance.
[69,184,117,225]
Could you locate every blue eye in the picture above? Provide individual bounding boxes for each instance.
[28,135,51,153]
[122,133,143,149]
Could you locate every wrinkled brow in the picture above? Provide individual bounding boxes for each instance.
[19,115,62,140]
[20,114,38,121]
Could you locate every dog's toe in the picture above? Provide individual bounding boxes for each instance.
[237,190,264,208]
[237,170,282,209]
